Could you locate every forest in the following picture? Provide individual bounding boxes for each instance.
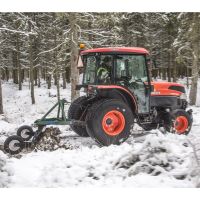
[1,12,200,188]
[0,12,200,114]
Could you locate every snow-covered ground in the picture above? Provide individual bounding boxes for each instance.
[0,80,200,187]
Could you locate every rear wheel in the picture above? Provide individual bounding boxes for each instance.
[86,99,134,146]
[166,109,192,135]
[68,96,89,137]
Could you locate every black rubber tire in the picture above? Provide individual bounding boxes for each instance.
[4,135,24,155]
[68,96,89,137]
[86,99,134,146]
[17,125,34,141]
[165,109,193,135]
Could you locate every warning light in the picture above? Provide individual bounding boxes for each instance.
[79,43,85,49]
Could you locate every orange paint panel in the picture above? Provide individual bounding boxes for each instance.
[102,110,125,136]
[150,82,184,96]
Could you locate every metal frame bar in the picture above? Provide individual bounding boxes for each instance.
[34,99,70,126]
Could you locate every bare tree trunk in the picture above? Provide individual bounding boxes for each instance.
[34,68,38,86]
[16,34,22,90]
[22,69,25,82]
[47,73,51,89]
[69,13,79,101]
[65,60,71,83]
[172,62,177,82]
[62,68,67,89]
[189,51,199,105]
[55,68,60,101]
[54,73,57,86]
[158,68,161,79]
[189,13,199,105]
[5,67,9,81]
[66,66,70,83]
[167,51,171,82]
[0,69,3,114]
[186,67,189,89]
[42,68,46,80]
[53,21,61,101]
[12,51,18,84]
[162,68,166,80]
[38,68,41,88]
[29,34,36,104]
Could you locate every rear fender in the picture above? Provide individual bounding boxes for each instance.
[95,85,138,113]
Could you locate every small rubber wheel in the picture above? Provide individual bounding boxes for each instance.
[166,109,193,135]
[4,135,24,155]
[17,125,34,141]
[68,96,89,137]
[86,99,134,146]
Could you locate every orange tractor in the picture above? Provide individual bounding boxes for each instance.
[4,46,193,155]
[68,46,193,146]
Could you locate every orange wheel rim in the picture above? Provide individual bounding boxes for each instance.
[102,110,125,136]
[174,116,188,134]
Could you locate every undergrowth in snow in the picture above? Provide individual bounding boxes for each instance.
[115,133,192,179]
[0,79,200,187]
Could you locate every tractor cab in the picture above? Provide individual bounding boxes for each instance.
[79,47,151,114]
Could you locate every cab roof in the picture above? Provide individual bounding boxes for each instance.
[81,47,149,55]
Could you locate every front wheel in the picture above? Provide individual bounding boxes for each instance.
[86,99,134,146]
[166,109,193,135]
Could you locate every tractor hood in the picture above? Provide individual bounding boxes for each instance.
[151,82,186,96]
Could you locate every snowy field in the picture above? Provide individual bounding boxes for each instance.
[0,80,200,187]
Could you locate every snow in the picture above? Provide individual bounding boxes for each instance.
[0,151,11,187]
[0,79,200,187]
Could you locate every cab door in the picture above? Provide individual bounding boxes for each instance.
[115,54,150,114]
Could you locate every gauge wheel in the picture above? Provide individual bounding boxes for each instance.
[17,125,34,141]
[4,135,24,155]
